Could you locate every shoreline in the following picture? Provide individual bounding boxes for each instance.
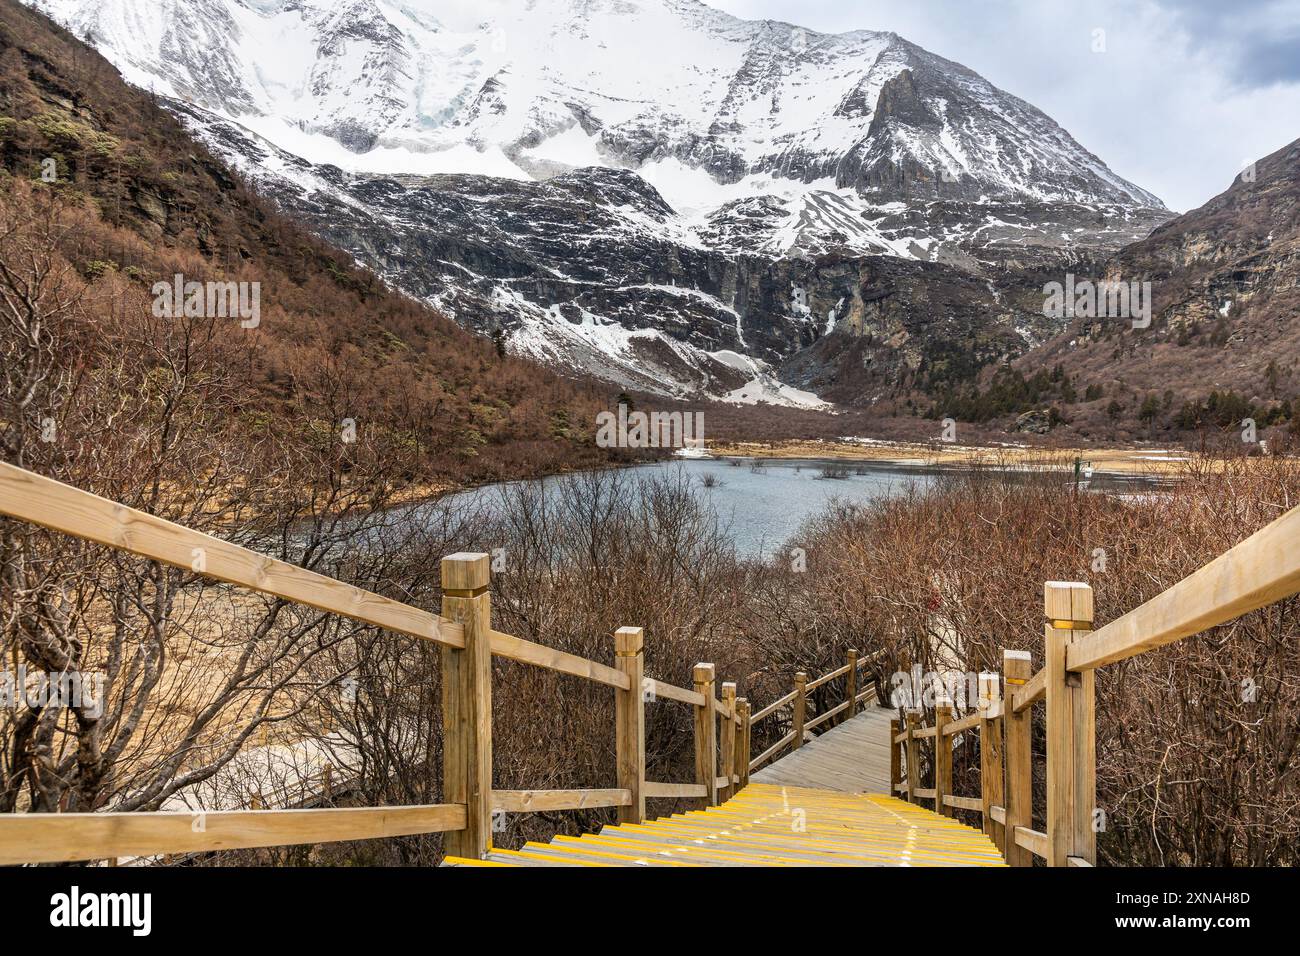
[699,439,1205,476]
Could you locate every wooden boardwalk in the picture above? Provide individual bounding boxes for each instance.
[4,463,1299,868]
[445,708,1004,867]
[751,707,895,793]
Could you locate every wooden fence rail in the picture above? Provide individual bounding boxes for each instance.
[0,462,820,865]
[5,458,1296,867]
[891,495,1300,865]
[747,650,878,773]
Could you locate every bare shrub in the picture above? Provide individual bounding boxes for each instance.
[781,455,1300,865]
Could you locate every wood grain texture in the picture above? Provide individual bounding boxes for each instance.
[492,790,630,812]
[647,678,705,707]
[643,782,708,800]
[1014,826,1048,860]
[693,663,718,807]
[1011,667,1046,713]
[0,804,466,865]
[1067,502,1300,671]
[489,629,628,689]
[0,462,461,648]
[441,556,493,860]
[719,682,737,803]
[934,701,953,816]
[1003,649,1033,866]
[613,626,646,824]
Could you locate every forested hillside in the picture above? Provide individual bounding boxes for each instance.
[0,0,618,487]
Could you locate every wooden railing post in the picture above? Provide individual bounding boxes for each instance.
[719,682,737,802]
[693,663,718,807]
[441,552,493,860]
[1003,648,1033,866]
[613,626,645,824]
[845,650,859,723]
[1045,582,1096,867]
[978,672,1005,848]
[736,698,751,791]
[904,709,920,803]
[934,698,953,816]
[889,717,902,797]
[791,671,807,750]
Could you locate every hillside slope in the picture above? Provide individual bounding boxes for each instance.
[1010,137,1300,442]
[0,0,618,484]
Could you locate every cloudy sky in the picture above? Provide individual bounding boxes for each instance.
[712,0,1300,212]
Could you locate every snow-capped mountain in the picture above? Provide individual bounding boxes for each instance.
[33,0,1162,210]
[29,0,1171,404]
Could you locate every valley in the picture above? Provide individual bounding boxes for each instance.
[26,0,1191,428]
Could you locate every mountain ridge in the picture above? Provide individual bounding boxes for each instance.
[27,0,1174,408]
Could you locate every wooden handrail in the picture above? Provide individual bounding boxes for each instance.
[0,463,744,863]
[749,732,796,772]
[740,649,870,775]
[0,464,637,693]
[0,804,467,866]
[1067,502,1300,672]
[0,462,886,864]
[492,790,630,812]
[644,782,708,799]
[805,698,851,730]
[9,456,1297,868]
[943,711,982,735]
[1010,667,1045,713]
[1014,826,1048,860]
[805,662,850,692]
[647,678,706,707]
[490,629,628,690]
[0,461,464,648]
[891,501,1300,868]
[750,689,797,723]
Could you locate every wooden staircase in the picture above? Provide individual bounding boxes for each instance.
[2,460,1298,868]
[446,785,1004,867]
[445,708,1003,867]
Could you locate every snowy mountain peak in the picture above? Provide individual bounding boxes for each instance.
[29,0,1163,213]
[24,0,1172,408]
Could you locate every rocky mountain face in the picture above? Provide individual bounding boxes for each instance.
[1012,137,1300,438]
[30,0,1171,406]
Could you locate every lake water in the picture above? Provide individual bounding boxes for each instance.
[434,457,1161,560]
